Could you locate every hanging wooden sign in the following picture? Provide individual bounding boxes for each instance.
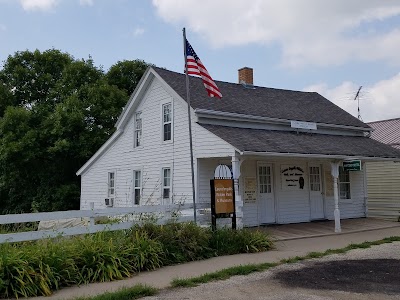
[343,160,362,171]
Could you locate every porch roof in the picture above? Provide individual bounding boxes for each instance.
[200,124,400,160]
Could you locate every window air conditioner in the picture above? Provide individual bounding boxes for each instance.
[105,198,114,207]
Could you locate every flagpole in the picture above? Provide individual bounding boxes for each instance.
[183,27,197,223]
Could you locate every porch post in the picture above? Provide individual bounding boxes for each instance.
[232,151,243,229]
[331,162,341,233]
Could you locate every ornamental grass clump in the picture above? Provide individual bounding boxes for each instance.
[72,231,133,283]
[0,243,53,298]
[209,228,273,255]
[133,222,214,264]
[0,222,273,298]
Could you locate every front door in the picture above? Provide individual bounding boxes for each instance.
[309,165,324,219]
[258,164,275,223]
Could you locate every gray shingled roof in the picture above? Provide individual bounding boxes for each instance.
[200,124,400,159]
[368,118,400,149]
[154,67,370,129]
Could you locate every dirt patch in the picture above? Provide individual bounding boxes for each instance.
[274,259,400,295]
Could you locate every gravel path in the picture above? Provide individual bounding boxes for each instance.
[143,242,400,300]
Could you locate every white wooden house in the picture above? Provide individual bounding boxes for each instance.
[76,67,400,230]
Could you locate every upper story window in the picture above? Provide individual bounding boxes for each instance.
[108,172,115,197]
[162,103,172,141]
[339,167,351,199]
[134,112,142,147]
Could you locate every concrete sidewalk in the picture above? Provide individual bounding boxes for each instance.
[32,226,400,300]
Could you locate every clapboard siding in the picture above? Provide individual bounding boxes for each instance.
[197,159,217,204]
[240,158,367,226]
[366,161,400,221]
[194,124,234,158]
[81,78,237,210]
[241,160,259,227]
[324,162,366,220]
[274,161,310,224]
[81,80,185,209]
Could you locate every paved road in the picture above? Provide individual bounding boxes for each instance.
[144,242,400,300]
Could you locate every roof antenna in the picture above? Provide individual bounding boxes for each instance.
[354,86,363,121]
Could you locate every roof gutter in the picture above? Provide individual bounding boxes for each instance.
[195,109,372,132]
[240,151,400,162]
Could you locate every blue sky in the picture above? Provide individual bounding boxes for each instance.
[1,0,400,122]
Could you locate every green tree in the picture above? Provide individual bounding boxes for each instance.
[0,49,143,213]
[0,49,73,109]
[106,59,152,95]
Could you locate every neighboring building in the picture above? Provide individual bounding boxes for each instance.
[367,118,400,221]
[76,67,400,229]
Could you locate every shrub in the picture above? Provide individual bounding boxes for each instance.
[0,223,273,298]
[72,231,134,283]
[209,228,273,255]
[0,243,53,298]
[133,222,213,264]
[125,231,164,271]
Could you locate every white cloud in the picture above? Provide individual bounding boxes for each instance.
[152,0,400,68]
[20,0,59,11]
[79,0,93,6]
[19,0,94,11]
[0,24,6,32]
[304,73,400,122]
[133,27,145,37]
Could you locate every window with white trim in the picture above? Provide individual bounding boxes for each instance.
[162,103,172,141]
[134,112,142,147]
[133,170,141,205]
[108,172,115,197]
[162,167,171,200]
[258,166,272,193]
[309,166,321,191]
[339,167,351,199]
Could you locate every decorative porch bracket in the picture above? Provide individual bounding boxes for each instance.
[232,151,244,229]
[331,162,341,233]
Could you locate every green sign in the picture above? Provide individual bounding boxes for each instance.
[343,160,362,171]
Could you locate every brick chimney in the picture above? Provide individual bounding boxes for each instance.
[238,67,253,85]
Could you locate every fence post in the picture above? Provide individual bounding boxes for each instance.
[89,202,95,226]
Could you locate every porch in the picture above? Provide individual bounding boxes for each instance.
[257,217,400,241]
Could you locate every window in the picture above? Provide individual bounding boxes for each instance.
[134,112,142,147]
[162,103,172,141]
[162,168,171,200]
[108,172,115,197]
[258,166,272,193]
[309,166,321,191]
[339,167,351,199]
[133,170,141,205]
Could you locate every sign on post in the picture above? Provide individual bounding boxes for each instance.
[210,178,236,230]
[214,179,235,214]
[343,160,362,171]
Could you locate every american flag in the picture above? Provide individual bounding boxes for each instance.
[185,39,222,99]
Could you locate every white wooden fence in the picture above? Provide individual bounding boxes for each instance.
[0,203,210,244]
